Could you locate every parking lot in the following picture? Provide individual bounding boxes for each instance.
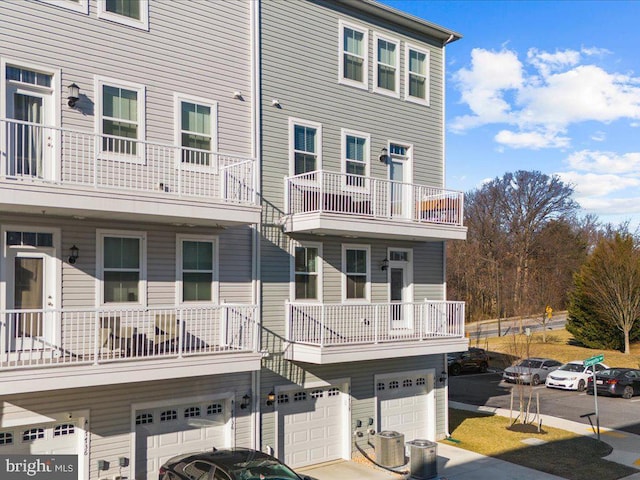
[449,372,640,435]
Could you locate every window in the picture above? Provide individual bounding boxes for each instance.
[405,44,430,105]
[294,244,320,300]
[99,230,145,304]
[342,130,369,188]
[175,95,217,167]
[6,66,52,87]
[40,0,89,14]
[289,119,321,176]
[96,78,145,160]
[343,245,369,301]
[374,34,399,96]
[339,20,368,89]
[98,0,149,30]
[180,238,215,302]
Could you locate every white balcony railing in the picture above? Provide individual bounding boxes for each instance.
[0,118,256,204]
[285,170,464,226]
[286,300,465,347]
[0,304,258,370]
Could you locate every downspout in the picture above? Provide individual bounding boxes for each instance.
[250,0,262,452]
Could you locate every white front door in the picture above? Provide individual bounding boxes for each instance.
[5,69,55,180]
[3,230,57,352]
[388,249,413,330]
[388,144,411,218]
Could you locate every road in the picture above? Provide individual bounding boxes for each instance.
[466,313,567,339]
[448,371,640,435]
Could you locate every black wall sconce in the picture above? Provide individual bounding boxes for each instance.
[240,394,251,409]
[67,83,80,108]
[439,371,448,384]
[380,258,389,271]
[266,391,276,406]
[118,457,129,468]
[378,147,388,163]
[68,245,79,264]
[97,460,109,471]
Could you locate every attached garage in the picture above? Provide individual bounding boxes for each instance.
[376,370,435,442]
[276,382,348,468]
[134,396,232,480]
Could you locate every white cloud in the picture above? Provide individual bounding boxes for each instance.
[590,131,606,142]
[566,150,640,174]
[527,48,581,77]
[557,171,640,197]
[494,129,570,149]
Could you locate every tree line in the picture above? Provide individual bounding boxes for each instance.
[447,170,640,353]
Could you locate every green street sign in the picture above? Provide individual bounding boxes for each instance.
[584,354,605,367]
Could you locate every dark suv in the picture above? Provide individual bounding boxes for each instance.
[448,348,490,376]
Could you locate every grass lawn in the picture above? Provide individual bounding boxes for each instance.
[445,409,638,480]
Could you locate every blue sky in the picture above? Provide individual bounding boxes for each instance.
[382,0,640,228]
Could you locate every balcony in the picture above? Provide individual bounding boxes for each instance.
[0,304,260,394]
[283,171,466,241]
[285,300,468,364]
[0,118,260,226]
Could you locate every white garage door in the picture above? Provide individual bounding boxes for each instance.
[0,420,79,455]
[135,399,231,480]
[277,385,345,468]
[377,372,432,442]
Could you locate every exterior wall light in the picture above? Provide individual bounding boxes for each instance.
[68,245,79,264]
[379,147,388,163]
[381,258,389,271]
[67,83,80,107]
[240,394,251,409]
[266,391,276,406]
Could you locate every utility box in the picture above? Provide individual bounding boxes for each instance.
[374,430,405,467]
[407,439,438,479]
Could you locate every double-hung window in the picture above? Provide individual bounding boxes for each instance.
[40,0,89,14]
[405,44,430,105]
[374,34,399,97]
[343,245,369,301]
[293,244,320,300]
[339,20,368,89]
[100,231,145,304]
[290,119,321,177]
[342,129,369,188]
[96,78,145,161]
[179,237,216,303]
[175,95,217,167]
[98,0,149,30]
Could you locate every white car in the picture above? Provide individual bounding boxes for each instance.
[545,360,609,391]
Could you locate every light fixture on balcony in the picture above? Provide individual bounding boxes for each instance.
[240,394,251,409]
[380,258,389,271]
[266,391,276,406]
[68,245,79,264]
[67,83,80,108]
[378,147,388,163]
[439,371,448,384]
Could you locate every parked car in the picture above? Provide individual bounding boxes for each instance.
[159,448,309,480]
[587,368,640,399]
[545,360,609,391]
[502,357,562,385]
[447,347,490,376]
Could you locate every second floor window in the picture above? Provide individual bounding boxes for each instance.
[106,0,140,19]
[295,246,318,300]
[102,84,139,155]
[98,0,149,30]
[181,101,212,166]
[345,248,368,300]
[344,133,368,188]
[103,236,141,303]
[293,124,318,175]
[181,240,213,302]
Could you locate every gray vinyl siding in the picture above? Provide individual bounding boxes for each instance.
[3,373,253,480]
[2,0,253,156]
[259,0,453,453]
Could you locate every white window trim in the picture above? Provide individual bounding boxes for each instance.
[290,240,323,303]
[404,43,430,106]
[94,76,146,164]
[96,229,147,307]
[288,117,322,177]
[176,234,219,305]
[341,244,371,303]
[39,0,89,14]
[173,93,218,171]
[373,32,400,98]
[97,0,149,31]
[340,128,370,192]
[338,19,369,90]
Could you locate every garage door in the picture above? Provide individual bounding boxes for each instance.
[135,399,231,480]
[277,384,345,468]
[377,372,432,442]
[0,419,83,479]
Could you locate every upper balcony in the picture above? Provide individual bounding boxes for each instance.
[0,304,260,395]
[283,170,467,241]
[284,300,468,364]
[0,118,260,226]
